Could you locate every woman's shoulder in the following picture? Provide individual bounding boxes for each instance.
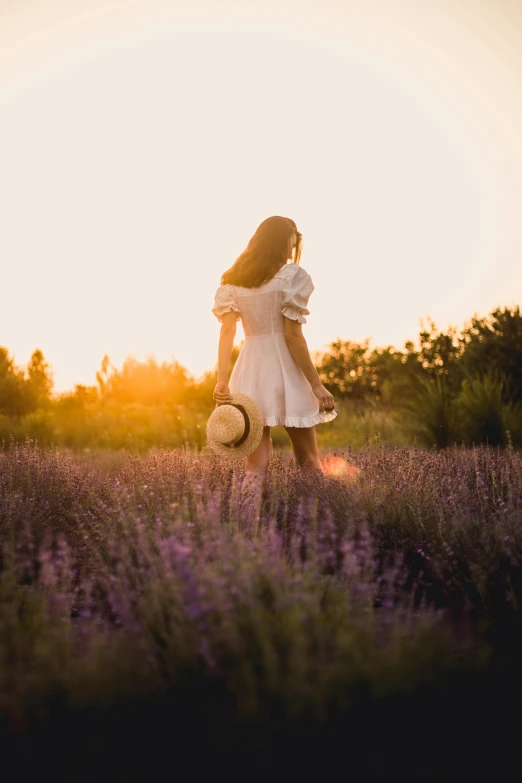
[274,263,311,282]
[214,282,237,298]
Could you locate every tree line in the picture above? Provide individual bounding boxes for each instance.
[1,305,521,449]
[315,306,522,447]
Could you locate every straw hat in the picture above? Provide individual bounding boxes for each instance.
[206,392,264,459]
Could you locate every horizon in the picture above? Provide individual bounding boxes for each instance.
[7,298,520,395]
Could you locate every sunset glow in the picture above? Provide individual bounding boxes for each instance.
[1,0,521,391]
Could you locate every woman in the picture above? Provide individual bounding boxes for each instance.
[212,215,337,493]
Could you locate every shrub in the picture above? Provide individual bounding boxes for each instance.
[455,371,519,447]
[399,375,457,448]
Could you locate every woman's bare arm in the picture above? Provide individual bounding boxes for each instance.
[213,313,237,405]
[284,318,335,410]
[283,318,321,387]
[217,313,237,382]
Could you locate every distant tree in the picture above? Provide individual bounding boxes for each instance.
[0,347,27,417]
[56,384,99,412]
[25,349,53,410]
[96,354,114,395]
[316,339,377,400]
[316,321,462,406]
[73,384,99,406]
[417,319,461,374]
[102,355,192,406]
[191,368,218,409]
[459,306,522,403]
[366,320,462,406]
[366,345,418,406]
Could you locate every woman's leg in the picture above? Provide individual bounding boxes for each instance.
[242,426,271,517]
[284,425,324,474]
[245,425,271,480]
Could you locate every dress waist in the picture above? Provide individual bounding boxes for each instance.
[244,331,286,339]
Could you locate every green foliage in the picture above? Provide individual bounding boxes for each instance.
[460,306,522,402]
[400,374,457,449]
[1,305,521,451]
[314,399,409,450]
[415,317,462,390]
[26,349,53,409]
[454,371,521,447]
[315,320,462,409]
[0,347,53,419]
[364,345,416,406]
[316,339,377,400]
[0,347,27,417]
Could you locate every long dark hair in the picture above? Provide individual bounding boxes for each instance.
[221,216,302,288]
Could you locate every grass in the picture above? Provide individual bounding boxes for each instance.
[0,440,521,781]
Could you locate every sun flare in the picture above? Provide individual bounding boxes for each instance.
[323,456,362,482]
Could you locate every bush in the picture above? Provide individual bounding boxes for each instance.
[455,371,521,447]
[399,375,457,448]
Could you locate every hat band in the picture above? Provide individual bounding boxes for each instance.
[229,403,250,447]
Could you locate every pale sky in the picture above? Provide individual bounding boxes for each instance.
[1,0,521,392]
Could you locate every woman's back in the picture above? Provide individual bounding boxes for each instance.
[213,263,314,337]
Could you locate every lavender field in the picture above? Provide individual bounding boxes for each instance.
[1,441,522,781]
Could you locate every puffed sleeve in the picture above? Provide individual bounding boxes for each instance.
[281,266,314,324]
[211,284,240,323]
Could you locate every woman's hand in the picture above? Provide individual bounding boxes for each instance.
[213,381,233,405]
[312,383,335,413]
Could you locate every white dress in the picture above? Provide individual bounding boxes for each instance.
[212,263,338,428]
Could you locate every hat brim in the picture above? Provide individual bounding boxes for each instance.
[207,392,264,459]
